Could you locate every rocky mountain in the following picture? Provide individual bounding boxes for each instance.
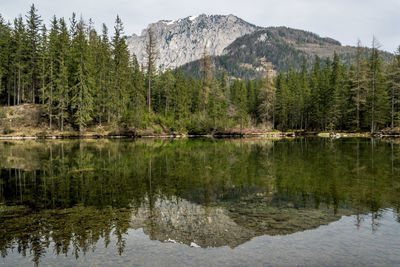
[182,26,394,79]
[127,14,259,69]
[127,15,393,79]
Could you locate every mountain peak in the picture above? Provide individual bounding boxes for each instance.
[127,14,258,69]
[127,14,389,76]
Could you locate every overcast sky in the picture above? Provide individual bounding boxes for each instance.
[1,0,399,52]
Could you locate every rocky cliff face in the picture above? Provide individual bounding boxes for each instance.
[128,14,393,78]
[126,14,258,69]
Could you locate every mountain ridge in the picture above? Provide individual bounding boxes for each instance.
[127,14,259,69]
[127,14,393,79]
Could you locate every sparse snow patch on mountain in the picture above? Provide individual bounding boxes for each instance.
[126,14,259,69]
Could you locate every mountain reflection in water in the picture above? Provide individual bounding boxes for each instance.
[0,138,399,266]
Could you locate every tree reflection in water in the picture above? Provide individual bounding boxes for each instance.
[0,138,399,265]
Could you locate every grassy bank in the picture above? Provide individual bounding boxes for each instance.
[1,104,398,139]
[0,104,296,139]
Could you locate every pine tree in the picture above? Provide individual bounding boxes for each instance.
[246,80,257,119]
[25,4,42,103]
[349,40,368,130]
[274,72,288,130]
[46,16,59,129]
[128,54,146,133]
[172,69,190,130]
[38,24,48,105]
[13,16,28,105]
[366,37,389,132]
[299,58,311,130]
[257,68,276,129]
[309,56,322,130]
[0,15,12,105]
[207,76,227,131]
[346,65,357,129]
[188,77,202,114]
[111,15,130,121]
[331,52,349,130]
[70,19,93,132]
[200,47,213,113]
[286,67,297,129]
[145,27,158,113]
[96,24,112,124]
[87,22,101,126]
[56,18,70,131]
[235,81,248,134]
[387,46,400,128]
[218,70,229,99]
[320,57,333,130]
[151,66,163,113]
[159,69,175,116]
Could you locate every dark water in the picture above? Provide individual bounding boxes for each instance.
[0,138,399,266]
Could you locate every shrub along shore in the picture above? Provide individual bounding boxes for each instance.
[0,104,397,140]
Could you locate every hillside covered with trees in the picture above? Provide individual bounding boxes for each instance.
[181,27,394,80]
[0,5,399,136]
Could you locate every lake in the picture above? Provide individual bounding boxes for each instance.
[0,138,399,266]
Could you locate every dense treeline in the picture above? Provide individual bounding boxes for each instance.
[0,5,399,133]
[275,44,400,132]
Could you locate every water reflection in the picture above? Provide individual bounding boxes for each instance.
[0,138,399,265]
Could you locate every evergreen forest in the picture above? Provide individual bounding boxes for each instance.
[0,5,399,134]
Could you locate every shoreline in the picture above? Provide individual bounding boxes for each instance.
[2,105,399,140]
[0,133,293,140]
[1,131,398,140]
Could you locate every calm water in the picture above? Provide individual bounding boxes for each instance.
[0,138,399,266]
